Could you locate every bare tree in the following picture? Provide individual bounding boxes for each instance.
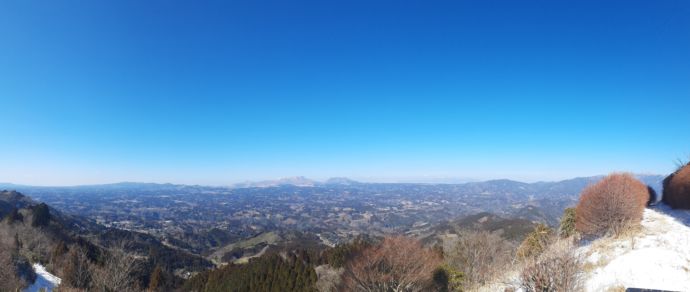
[63,247,92,290]
[90,245,142,292]
[342,236,441,292]
[0,244,23,292]
[445,230,514,289]
[576,173,650,237]
[9,220,52,264]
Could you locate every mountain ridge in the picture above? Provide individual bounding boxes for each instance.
[0,174,665,191]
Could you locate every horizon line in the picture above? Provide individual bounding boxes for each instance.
[0,173,665,188]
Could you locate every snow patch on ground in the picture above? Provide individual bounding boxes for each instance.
[23,263,61,292]
[579,204,690,291]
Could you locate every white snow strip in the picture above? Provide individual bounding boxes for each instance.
[580,205,690,291]
[23,263,61,292]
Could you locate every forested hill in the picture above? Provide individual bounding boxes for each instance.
[0,190,212,291]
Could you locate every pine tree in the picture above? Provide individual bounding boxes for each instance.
[4,208,22,224]
[14,233,21,250]
[182,251,319,292]
[558,207,577,238]
[51,241,68,264]
[31,203,51,227]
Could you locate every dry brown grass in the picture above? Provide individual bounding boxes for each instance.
[663,163,690,209]
[575,173,650,238]
[605,285,626,292]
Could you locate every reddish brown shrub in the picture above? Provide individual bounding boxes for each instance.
[575,173,650,237]
[342,236,441,292]
[663,163,690,209]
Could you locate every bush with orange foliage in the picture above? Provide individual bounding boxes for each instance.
[342,236,441,292]
[663,162,690,209]
[575,173,650,237]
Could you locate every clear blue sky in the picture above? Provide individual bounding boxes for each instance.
[1,0,689,186]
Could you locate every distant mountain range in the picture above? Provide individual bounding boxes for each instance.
[1,174,665,193]
[232,176,319,188]
[231,176,360,188]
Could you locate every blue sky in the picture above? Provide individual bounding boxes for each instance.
[1,0,689,186]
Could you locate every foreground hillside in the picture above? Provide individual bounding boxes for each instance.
[579,204,690,291]
[0,190,212,291]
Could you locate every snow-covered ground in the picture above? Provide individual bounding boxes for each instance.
[580,204,690,291]
[23,263,61,292]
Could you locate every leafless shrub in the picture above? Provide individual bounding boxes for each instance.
[315,264,343,292]
[445,230,514,289]
[342,235,441,292]
[520,239,583,292]
[575,173,649,237]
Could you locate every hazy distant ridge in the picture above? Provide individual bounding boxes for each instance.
[0,174,664,193]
